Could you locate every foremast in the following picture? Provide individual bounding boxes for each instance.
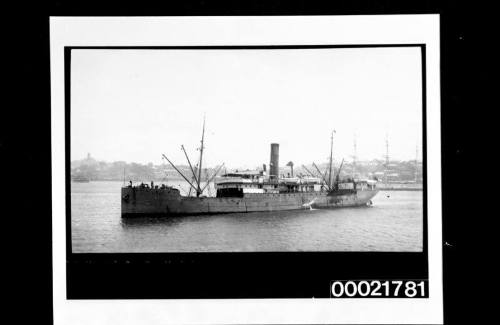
[162,116,224,198]
[196,115,206,197]
[328,130,335,189]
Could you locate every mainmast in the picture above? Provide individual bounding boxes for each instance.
[181,145,201,192]
[196,115,206,197]
[328,130,335,189]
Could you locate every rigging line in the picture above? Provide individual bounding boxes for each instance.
[312,162,331,191]
[335,158,345,188]
[204,168,212,197]
[188,163,198,197]
[162,154,199,193]
[181,145,201,190]
[201,163,225,192]
[301,165,316,178]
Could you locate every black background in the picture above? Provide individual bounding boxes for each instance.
[1,1,481,324]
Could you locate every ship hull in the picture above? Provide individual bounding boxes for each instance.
[121,187,379,217]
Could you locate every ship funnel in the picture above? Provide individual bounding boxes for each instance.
[269,143,279,180]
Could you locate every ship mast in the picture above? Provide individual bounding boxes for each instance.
[335,158,345,190]
[196,115,206,197]
[384,133,390,184]
[328,130,335,189]
[162,115,223,198]
[181,145,201,193]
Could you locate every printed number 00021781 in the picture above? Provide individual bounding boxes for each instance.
[330,280,428,298]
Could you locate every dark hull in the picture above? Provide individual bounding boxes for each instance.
[121,187,379,217]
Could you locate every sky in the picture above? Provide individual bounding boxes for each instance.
[71,47,423,169]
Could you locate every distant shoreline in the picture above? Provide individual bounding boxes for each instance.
[72,179,424,191]
[377,183,423,191]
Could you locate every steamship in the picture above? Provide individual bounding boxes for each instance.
[121,118,379,217]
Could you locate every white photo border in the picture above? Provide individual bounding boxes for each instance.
[50,15,442,324]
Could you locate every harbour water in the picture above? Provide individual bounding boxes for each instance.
[71,181,423,253]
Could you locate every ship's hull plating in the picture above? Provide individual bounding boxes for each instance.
[121,187,379,217]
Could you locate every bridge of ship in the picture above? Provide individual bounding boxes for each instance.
[215,171,325,197]
[215,171,377,197]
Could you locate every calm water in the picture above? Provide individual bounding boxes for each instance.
[71,181,423,252]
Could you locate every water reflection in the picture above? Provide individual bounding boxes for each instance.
[120,215,185,228]
[72,181,423,253]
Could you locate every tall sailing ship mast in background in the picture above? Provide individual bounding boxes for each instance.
[383,133,392,185]
[121,118,378,217]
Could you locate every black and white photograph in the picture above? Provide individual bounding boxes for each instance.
[70,46,424,253]
[49,14,445,325]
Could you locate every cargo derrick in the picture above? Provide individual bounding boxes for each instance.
[121,122,379,217]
